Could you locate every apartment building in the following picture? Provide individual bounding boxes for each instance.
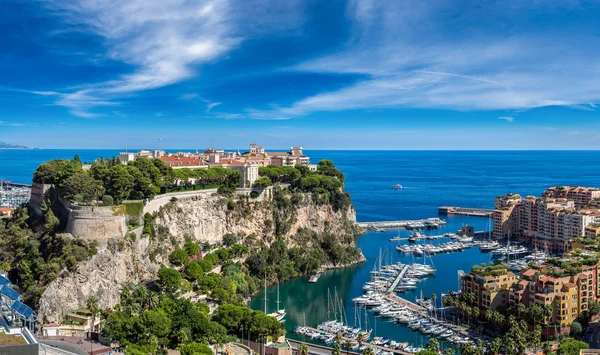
[460,266,517,311]
[491,187,600,253]
[492,193,521,239]
[543,186,600,208]
[508,258,599,329]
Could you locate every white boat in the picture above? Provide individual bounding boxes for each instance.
[266,281,286,322]
[392,184,403,189]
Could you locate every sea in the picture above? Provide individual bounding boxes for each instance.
[2,149,600,349]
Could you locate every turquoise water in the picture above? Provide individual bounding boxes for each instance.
[2,149,600,348]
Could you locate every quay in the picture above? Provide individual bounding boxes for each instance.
[438,206,493,217]
[301,327,411,355]
[383,294,426,314]
[288,339,361,355]
[358,218,446,231]
[387,265,409,293]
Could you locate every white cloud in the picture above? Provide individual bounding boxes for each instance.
[206,102,222,112]
[498,116,514,123]
[253,1,600,118]
[39,0,240,117]
[181,93,200,100]
[0,121,26,127]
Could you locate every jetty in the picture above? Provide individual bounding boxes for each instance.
[387,265,409,293]
[438,206,493,217]
[358,218,446,231]
[383,294,426,314]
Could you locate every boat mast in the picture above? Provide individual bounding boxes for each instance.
[277,281,281,311]
[264,274,267,314]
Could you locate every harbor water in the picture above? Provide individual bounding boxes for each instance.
[248,150,600,349]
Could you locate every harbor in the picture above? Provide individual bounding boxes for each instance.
[0,180,31,208]
[251,216,496,353]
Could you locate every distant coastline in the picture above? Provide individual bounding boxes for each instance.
[0,142,34,150]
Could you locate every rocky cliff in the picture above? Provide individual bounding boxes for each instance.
[37,188,361,323]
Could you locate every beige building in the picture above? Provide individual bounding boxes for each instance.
[492,193,521,239]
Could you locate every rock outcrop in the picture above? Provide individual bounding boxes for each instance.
[37,188,360,323]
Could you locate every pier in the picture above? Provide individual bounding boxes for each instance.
[438,206,493,217]
[383,294,426,314]
[301,327,411,355]
[387,265,409,293]
[358,218,446,231]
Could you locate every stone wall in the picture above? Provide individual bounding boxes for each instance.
[65,205,127,244]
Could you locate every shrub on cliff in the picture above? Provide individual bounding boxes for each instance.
[169,248,189,266]
[158,266,182,292]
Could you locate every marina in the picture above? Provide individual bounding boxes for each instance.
[0,180,31,208]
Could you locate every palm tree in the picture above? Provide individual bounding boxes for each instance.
[362,347,374,355]
[357,332,365,348]
[426,338,440,353]
[542,304,553,325]
[343,340,352,355]
[444,348,455,355]
[87,297,99,335]
[488,338,501,355]
[431,293,437,318]
[299,343,309,355]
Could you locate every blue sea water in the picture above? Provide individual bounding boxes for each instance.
[2,149,600,349]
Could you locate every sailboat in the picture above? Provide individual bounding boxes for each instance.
[480,216,500,252]
[267,280,286,322]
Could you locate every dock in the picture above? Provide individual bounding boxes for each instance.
[438,206,493,217]
[387,265,409,293]
[302,327,411,355]
[358,218,446,231]
[383,293,426,313]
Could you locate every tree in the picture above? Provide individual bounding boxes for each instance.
[299,343,309,355]
[415,351,437,355]
[180,341,213,355]
[557,337,589,355]
[87,297,100,335]
[444,349,455,355]
[184,241,200,256]
[169,248,189,266]
[253,176,272,189]
[343,340,352,355]
[44,209,60,234]
[542,341,554,355]
[570,321,583,337]
[426,338,440,353]
[158,267,182,292]
[184,261,204,281]
[362,347,374,355]
[589,300,600,317]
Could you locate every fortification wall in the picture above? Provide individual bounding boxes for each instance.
[65,205,127,243]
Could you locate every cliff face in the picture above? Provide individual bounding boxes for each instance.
[154,191,358,246]
[37,189,360,323]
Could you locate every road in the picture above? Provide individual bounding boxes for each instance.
[584,321,600,349]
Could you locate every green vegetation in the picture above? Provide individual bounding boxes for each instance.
[470,264,509,276]
[557,337,589,355]
[0,206,97,305]
[103,238,283,353]
[260,160,351,212]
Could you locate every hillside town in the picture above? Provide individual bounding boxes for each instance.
[118,143,315,188]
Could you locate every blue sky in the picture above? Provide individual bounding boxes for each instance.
[1,0,600,149]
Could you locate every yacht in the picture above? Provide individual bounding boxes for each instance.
[392,184,403,189]
[479,240,501,252]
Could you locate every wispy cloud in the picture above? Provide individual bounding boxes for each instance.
[0,121,26,127]
[498,116,514,123]
[206,102,222,112]
[181,93,200,100]
[36,0,240,117]
[249,1,600,118]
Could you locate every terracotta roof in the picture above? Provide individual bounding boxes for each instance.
[0,207,12,212]
[564,282,576,288]
[266,152,291,157]
[522,269,536,277]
